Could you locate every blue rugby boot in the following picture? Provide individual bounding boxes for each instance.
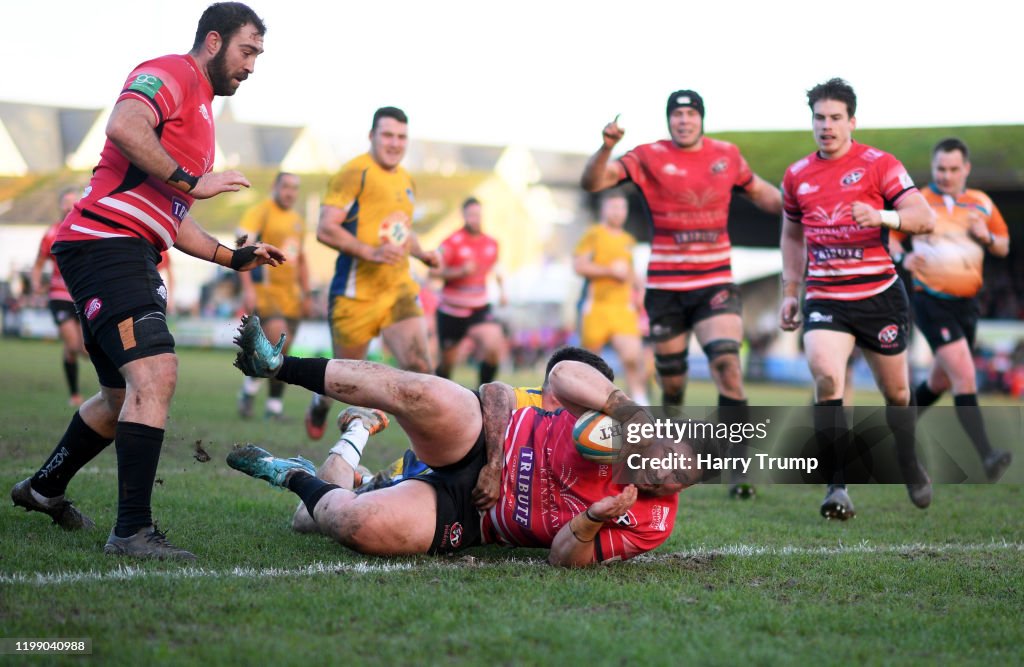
[233,314,285,378]
[227,444,316,488]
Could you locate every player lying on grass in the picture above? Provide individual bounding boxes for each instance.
[288,346,601,534]
[229,315,692,566]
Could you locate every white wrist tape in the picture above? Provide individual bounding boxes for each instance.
[879,210,901,230]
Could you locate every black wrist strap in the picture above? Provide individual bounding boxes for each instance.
[167,166,198,193]
[230,244,258,270]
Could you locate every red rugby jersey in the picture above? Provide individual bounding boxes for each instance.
[57,54,216,251]
[438,228,499,315]
[619,138,753,291]
[782,142,917,301]
[482,408,677,563]
[37,222,72,301]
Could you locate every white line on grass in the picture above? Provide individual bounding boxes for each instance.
[3,541,1021,586]
[0,560,418,586]
[636,539,1024,562]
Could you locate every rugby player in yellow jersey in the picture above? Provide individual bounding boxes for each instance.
[305,107,439,440]
[573,190,648,405]
[237,172,311,420]
[896,138,1012,480]
[288,347,603,533]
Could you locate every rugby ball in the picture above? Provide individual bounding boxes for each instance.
[572,410,623,463]
[379,216,410,247]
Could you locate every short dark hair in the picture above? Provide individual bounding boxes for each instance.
[462,197,481,211]
[601,189,628,203]
[933,137,970,161]
[273,171,298,186]
[544,346,614,383]
[193,3,265,50]
[807,78,857,118]
[372,106,408,131]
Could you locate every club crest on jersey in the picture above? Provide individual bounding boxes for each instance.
[448,522,463,548]
[405,188,415,204]
[878,324,900,345]
[171,197,189,222]
[710,158,729,174]
[85,298,102,321]
[841,169,865,187]
[614,511,636,528]
[709,289,731,308]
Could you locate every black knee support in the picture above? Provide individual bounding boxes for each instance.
[655,350,689,377]
[703,339,740,361]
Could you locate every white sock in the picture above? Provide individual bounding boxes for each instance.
[329,422,369,468]
[243,376,262,396]
[265,398,283,415]
[633,391,649,406]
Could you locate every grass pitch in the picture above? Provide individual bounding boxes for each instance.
[1,338,1021,666]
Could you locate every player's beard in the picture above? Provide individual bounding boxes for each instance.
[208,48,237,96]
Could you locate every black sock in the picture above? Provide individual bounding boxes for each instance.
[718,395,750,481]
[113,422,164,538]
[274,356,329,395]
[268,379,285,399]
[815,399,847,486]
[63,359,79,396]
[915,381,941,413]
[31,412,113,498]
[953,394,993,459]
[285,471,340,517]
[479,361,498,385]
[885,400,921,478]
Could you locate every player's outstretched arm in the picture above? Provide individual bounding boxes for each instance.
[176,216,285,271]
[548,485,638,568]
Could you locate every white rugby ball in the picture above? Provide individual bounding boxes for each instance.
[572,410,623,463]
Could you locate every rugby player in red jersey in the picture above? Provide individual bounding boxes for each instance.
[230,316,691,567]
[30,188,88,408]
[432,197,507,386]
[10,3,284,560]
[778,78,936,519]
[900,138,1012,481]
[580,90,783,499]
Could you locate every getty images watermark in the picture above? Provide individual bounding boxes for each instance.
[607,405,1022,485]
[623,417,817,475]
